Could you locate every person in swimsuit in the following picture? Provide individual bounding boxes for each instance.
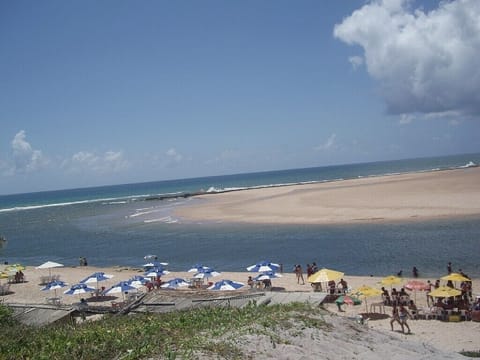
[398,305,412,334]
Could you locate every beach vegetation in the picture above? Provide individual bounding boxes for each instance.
[0,302,327,360]
[0,303,14,325]
[460,350,480,358]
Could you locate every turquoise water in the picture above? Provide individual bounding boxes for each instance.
[0,153,479,278]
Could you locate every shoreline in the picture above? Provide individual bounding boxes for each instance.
[1,265,479,354]
[174,167,480,225]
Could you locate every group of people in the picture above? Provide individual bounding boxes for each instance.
[381,287,411,306]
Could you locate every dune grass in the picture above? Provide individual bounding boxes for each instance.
[0,302,328,360]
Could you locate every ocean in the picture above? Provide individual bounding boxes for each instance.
[1,153,479,279]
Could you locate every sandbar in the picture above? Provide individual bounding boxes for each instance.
[175,167,480,224]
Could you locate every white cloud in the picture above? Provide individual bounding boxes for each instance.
[314,133,337,151]
[334,0,480,117]
[8,130,49,174]
[164,148,184,168]
[348,55,364,70]
[166,148,183,162]
[399,113,415,125]
[64,150,129,174]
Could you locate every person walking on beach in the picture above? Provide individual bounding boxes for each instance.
[398,305,412,334]
[447,262,452,274]
[294,264,305,285]
[390,305,402,332]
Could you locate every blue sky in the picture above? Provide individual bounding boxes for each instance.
[1,0,479,195]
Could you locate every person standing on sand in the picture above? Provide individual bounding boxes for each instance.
[294,264,305,285]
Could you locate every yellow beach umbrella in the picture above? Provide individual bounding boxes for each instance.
[354,285,383,313]
[440,273,470,282]
[0,271,9,284]
[307,268,344,283]
[428,286,461,298]
[379,275,402,287]
[5,264,25,272]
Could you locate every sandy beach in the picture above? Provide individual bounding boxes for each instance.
[175,167,480,224]
[1,265,479,356]
[2,168,479,358]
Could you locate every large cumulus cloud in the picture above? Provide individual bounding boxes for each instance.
[334,0,480,117]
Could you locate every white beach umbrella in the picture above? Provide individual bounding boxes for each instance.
[36,261,64,278]
[36,261,64,270]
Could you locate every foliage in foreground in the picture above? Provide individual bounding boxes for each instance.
[0,302,328,360]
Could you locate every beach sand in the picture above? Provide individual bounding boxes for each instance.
[175,167,480,224]
[1,265,479,357]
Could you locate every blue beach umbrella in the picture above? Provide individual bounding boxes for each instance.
[188,264,212,273]
[143,261,169,269]
[253,271,282,281]
[247,260,280,273]
[64,283,96,296]
[127,275,149,289]
[105,281,137,296]
[144,267,170,278]
[193,268,221,280]
[160,278,190,289]
[208,279,244,291]
[41,280,67,298]
[80,272,114,284]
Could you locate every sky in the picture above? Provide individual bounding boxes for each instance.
[1,0,479,195]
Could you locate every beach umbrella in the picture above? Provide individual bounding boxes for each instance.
[126,275,149,289]
[160,278,190,289]
[247,260,280,273]
[404,280,430,302]
[80,272,114,284]
[36,261,64,281]
[354,285,383,313]
[36,261,64,270]
[253,271,282,281]
[335,295,356,306]
[105,281,137,300]
[428,286,461,298]
[188,264,212,273]
[64,283,95,296]
[143,261,169,268]
[80,272,114,292]
[379,275,402,288]
[440,273,470,283]
[208,279,244,291]
[144,267,170,278]
[307,268,344,284]
[41,280,67,298]
[193,269,221,280]
[5,263,25,272]
[404,280,430,291]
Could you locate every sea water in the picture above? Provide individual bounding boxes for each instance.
[0,153,479,279]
